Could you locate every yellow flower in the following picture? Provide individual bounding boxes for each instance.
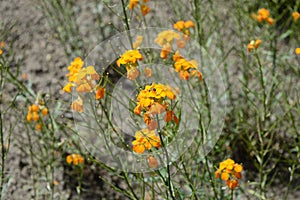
[292,12,300,22]
[129,0,139,10]
[63,83,73,93]
[247,39,262,52]
[0,49,2,55]
[132,129,161,154]
[295,48,300,55]
[117,50,143,67]
[215,158,243,190]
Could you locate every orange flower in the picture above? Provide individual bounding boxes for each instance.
[141,4,150,16]
[247,39,262,52]
[295,48,300,55]
[215,158,243,190]
[129,0,139,10]
[95,87,105,100]
[66,154,84,165]
[132,129,161,154]
[0,49,2,55]
[155,30,180,59]
[173,20,194,36]
[252,8,274,25]
[31,104,39,112]
[32,112,40,122]
[292,12,300,22]
[26,113,32,122]
[41,108,48,116]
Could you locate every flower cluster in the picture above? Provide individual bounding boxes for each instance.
[63,57,105,113]
[129,0,151,16]
[173,20,194,37]
[215,158,243,189]
[117,49,143,80]
[251,8,274,25]
[292,11,300,22]
[173,51,202,80]
[63,57,101,94]
[134,83,178,130]
[26,103,48,131]
[66,154,84,166]
[247,39,262,52]
[154,30,181,59]
[132,129,161,154]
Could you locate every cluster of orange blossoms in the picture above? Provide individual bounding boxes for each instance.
[173,51,202,80]
[173,20,195,37]
[251,8,274,25]
[26,104,48,131]
[134,83,178,131]
[247,39,262,52]
[215,158,243,189]
[0,41,5,55]
[154,21,194,59]
[132,129,161,154]
[129,0,150,16]
[117,49,143,80]
[66,154,84,166]
[292,11,300,22]
[63,57,105,113]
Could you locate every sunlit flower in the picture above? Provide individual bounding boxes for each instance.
[117,50,143,67]
[215,158,243,190]
[247,39,262,52]
[132,129,161,154]
[66,154,84,166]
[295,48,300,55]
[63,57,84,93]
[292,11,300,22]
